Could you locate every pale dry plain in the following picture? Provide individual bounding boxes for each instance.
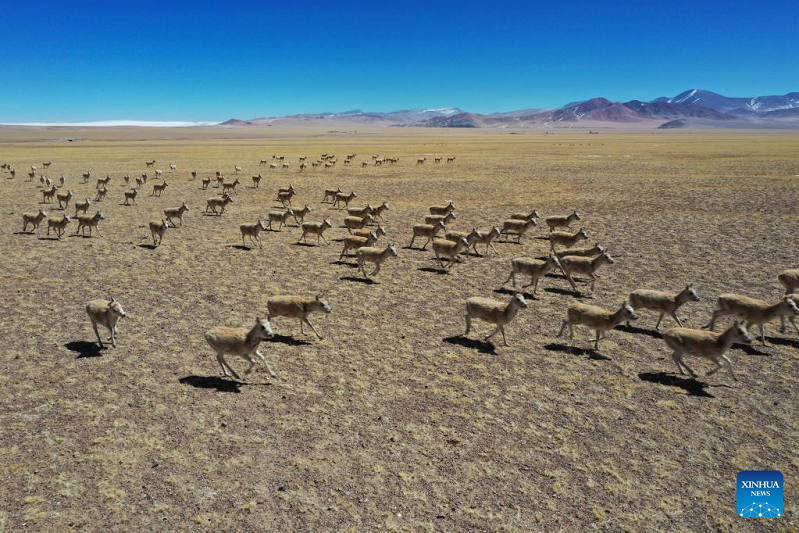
[0,126,797,531]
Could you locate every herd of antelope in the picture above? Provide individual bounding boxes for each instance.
[4,155,797,385]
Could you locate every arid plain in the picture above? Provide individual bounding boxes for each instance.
[0,127,797,531]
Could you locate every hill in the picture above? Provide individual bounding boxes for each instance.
[220,89,799,130]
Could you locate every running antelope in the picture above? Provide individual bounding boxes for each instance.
[123,188,139,205]
[74,197,91,216]
[339,231,379,259]
[75,212,105,237]
[424,211,457,227]
[42,185,58,204]
[221,178,240,195]
[56,189,74,210]
[149,219,168,246]
[277,189,296,207]
[555,244,605,259]
[322,187,342,203]
[164,202,190,227]
[559,252,615,293]
[346,204,374,218]
[151,181,169,197]
[409,221,446,250]
[343,214,375,234]
[510,209,540,222]
[503,255,573,295]
[292,205,312,225]
[205,192,234,215]
[628,285,700,329]
[549,229,589,251]
[267,208,295,231]
[86,298,126,348]
[205,318,275,380]
[464,293,528,346]
[298,219,333,245]
[663,322,752,382]
[429,201,455,216]
[778,269,799,294]
[467,227,502,256]
[558,301,638,350]
[267,295,332,340]
[46,214,71,239]
[21,209,48,233]
[545,211,581,232]
[369,201,390,221]
[333,191,358,209]
[500,218,537,244]
[432,237,471,270]
[240,220,268,249]
[356,244,398,279]
[704,294,799,345]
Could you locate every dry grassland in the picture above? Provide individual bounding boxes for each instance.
[0,127,797,531]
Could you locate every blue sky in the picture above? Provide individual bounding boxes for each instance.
[2,0,797,121]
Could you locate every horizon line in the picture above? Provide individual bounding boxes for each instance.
[3,87,798,126]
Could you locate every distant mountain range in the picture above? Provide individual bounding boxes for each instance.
[221,108,463,127]
[223,89,799,129]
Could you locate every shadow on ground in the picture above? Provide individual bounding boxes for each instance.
[735,343,769,356]
[331,260,359,268]
[638,372,714,398]
[443,335,497,355]
[65,341,104,358]
[542,342,611,361]
[269,334,312,346]
[179,375,243,393]
[340,275,376,284]
[765,336,799,349]
[544,287,586,298]
[616,324,663,339]
[494,287,536,299]
[418,267,447,274]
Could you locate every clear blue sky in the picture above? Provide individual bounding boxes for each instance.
[2,0,797,121]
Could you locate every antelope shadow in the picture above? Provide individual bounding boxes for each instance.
[65,341,104,358]
[493,287,537,300]
[269,334,312,346]
[542,342,611,361]
[340,275,376,285]
[638,372,714,398]
[615,324,663,339]
[179,375,244,393]
[443,335,497,355]
[544,287,586,299]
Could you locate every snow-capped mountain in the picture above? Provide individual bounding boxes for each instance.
[666,89,799,115]
[218,90,799,129]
